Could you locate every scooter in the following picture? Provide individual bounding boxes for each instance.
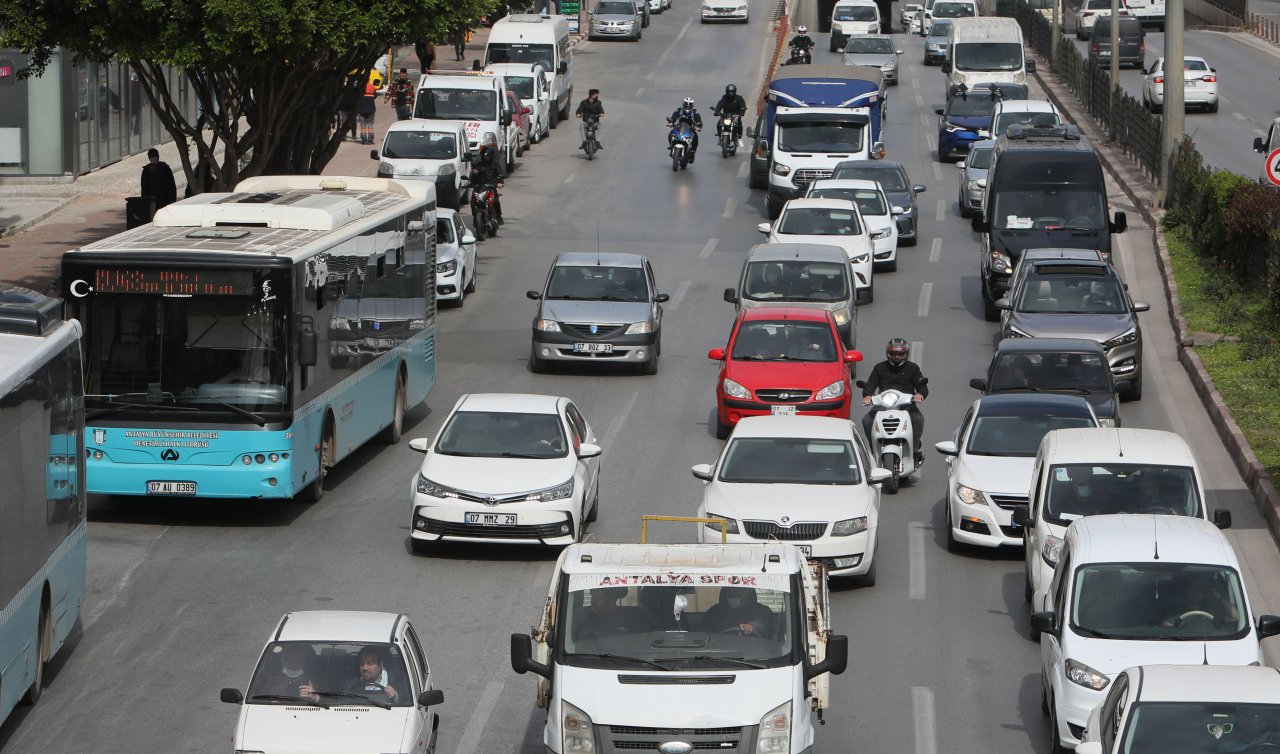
[583,117,600,161]
[470,184,500,241]
[857,379,927,494]
[717,113,741,157]
[668,122,697,172]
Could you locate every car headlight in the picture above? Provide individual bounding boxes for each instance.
[417,475,463,498]
[832,309,850,326]
[562,700,594,754]
[1007,325,1032,339]
[535,319,561,332]
[704,513,740,535]
[944,122,964,133]
[757,701,791,754]
[870,227,891,240]
[850,252,871,264]
[956,484,982,505]
[772,163,792,176]
[722,378,750,399]
[831,516,868,536]
[967,180,983,193]
[1066,659,1111,691]
[884,60,898,69]
[624,321,653,335]
[1042,534,1063,567]
[436,259,457,275]
[1103,328,1138,349]
[525,480,574,502]
[438,163,456,176]
[990,251,1012,273]
[815,380,845,400]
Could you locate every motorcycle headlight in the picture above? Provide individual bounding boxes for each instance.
[535,319,562,332]
[757,701,791,754]
[831,516,868,536]
[417,475,463,498]
[870,227,891,240]
[1066,659,1111,691]
[436,259,457,275]
[832,309,850,326]
[624,321,653,335]
[1103,328,1138,349]
[956,484,982,505]
[850,252,871,264]
[772,163,792,176]
[722,378,750,399]
[525,479,573,502]
[815,380,845,400]
[704,513,740,535]
[562,700,595,754]
[1041,534,1063,567]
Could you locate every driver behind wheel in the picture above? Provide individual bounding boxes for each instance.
[348,646,406,702]
[1161,573,1239,628]
[703,586,774,637]
[1217,707,1280,752]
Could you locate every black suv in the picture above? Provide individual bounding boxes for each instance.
[969,338,1131,426]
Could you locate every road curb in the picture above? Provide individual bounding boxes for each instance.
[0,196,75,239]
[1029,48,1280,547]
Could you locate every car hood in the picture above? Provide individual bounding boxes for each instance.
[725,359,846,391]
[541,299,652,325]
[1008,313,1134,341]
[944,114,989,130]
[704,481,873,521]
[846,53,896,67]
[1070,635,1260,676]
[594,13,638,21]
[769,233,871,259]
[382,157,451,177]
[955,453,1034,496]
[238,705,411,754]
[420,453,573,494]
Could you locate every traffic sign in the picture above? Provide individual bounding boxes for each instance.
[1266,147,1280,187]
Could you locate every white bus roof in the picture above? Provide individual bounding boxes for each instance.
[67,175,432,264]
[0,318,81,397]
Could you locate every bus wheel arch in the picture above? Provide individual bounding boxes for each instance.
[297,411,336,503]
[379,364,408,445]
[21,585,51,705]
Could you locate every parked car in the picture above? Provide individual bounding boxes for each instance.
[804,178,902,271]
[831,160,927,246]
[435,208,477,306]
[505,90,531,158]
[842,35,902,85]
[371,120,471,210]
[757,198,876,304]
[956,139,994,218]
[970,337,1127,425]
[1075,0,1125,39]
[1142,55,1219,113]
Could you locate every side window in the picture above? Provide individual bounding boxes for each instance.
[956,407,974,444]
[853,430,874,475]
[565,403,587,443]
[646,262,657,297]
[1051,549,1071,621]
[399,633,425,691]
[405,624,430,677]
[1099,674,1129,752]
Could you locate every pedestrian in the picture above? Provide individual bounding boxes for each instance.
[415,39,436,74]
[358,79,377,145]
[451,26,467,61]
[128,69,143,137]
[385,68,416,120]
[140,148,178,209]
[96,77,122,142]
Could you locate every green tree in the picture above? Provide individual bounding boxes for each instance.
[0,0,500,190]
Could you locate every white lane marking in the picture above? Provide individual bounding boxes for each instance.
[920,114,932,129]
[723,197,737,218]
[911,77,919,89]
[1233,111,1247,121]
[915,94,924,108]
[911,341,924,368]
[913,687,938,754]
[909,521,927,599]
[82,526,170,630]
[934,199,945,221]
[929,238,941,263]
[602,390,642,450]
[1114,223,1134,281]
[455,680,505,754]
[932,162,943,182]
[667,279,692,311]
[637,86,646,97]
[699,238,719,258]
[917,282,933,317]
[657,16,695,66]
[564,172,576,184]
[926,135,938,152]
[737,161,749,179]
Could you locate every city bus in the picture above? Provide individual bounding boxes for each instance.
[61,175,438,501]
[0,287,87,721]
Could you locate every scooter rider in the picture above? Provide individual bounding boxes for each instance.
[469,144,505,225]
[861,338,928,464]
[667,97,703,162]
[575,88,605,152]
[712,85,747,139]
[789,25,815,58]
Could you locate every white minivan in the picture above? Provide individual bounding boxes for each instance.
[1034,515,1280,751]
[484,14,574,127]
[943,17,1032,96]
[415,72,514,176]
[371,120,471,209]
[486,62,552,143]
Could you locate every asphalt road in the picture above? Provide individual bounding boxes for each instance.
[4,3,1280,753]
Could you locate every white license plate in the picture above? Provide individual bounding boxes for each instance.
[147,481,196,495]
[770,405,797,416]
[465,512,518,526]
[797,545,812,557]
[573,342,614,353]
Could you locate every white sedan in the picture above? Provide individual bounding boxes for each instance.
[757,198,876,304]
[408,393,602,549]
[1142,56,1219,113]
[701,0,749,22]
[435,208,476,306]
[805,178,902,272]
[693,416,890,583]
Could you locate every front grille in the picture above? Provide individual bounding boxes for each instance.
[562,323,626,339]
[755,389,812,403]
[361,319,412,337]
[879,416,902,435]
[793,168,832,188]
[610,727,742,736]
[618,675,735,685]
[999,525,1024,538]
[742,520,827,540]
[989,494,1028,510]
[422,518,571,540]
[604,725,747,754]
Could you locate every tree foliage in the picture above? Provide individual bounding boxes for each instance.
[0,0,501,189]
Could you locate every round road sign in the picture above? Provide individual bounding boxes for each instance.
[1266,147,1280,186]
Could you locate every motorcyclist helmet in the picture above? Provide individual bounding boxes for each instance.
[725,84,737,95]
[682,97,695,110]
[886,338,909,365]
[797,25,808,33]
[478,145,496,163]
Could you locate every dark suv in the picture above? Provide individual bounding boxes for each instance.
[969,338,1130,426]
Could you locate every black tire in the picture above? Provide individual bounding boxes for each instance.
[586,141,596,160]
[858,558,877,587]
[378,376,406,444]
[472,211,486,242]
[982,286,1001,322]
[946,507,961,553]
[529,345,548,374]
[452,274,466,307]
[672,153,680,172]
[1049,697,1068,753]
[1206,100,1219,113]
[410,537,431,555]
[722,137,732,158]
[549,103,559,129]
[297,429,331,502]
[749,163,767,190]
[21,599,48,705]
[586,481,599,522]
[715,416,732,440]
[881,453,900,494]
[464,262,477,293]
[766,192,784,220]
[959,198,972,218]
[1123,371,1144,401]
[858,278,874,305]
[1024,571,1034,604]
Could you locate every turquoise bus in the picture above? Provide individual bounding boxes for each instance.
[0,288,87,721]
[61,176,438,501]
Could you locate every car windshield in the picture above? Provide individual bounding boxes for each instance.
[966,414,1095,456]
[1181,58,1210,71]
[834,164,909,191]
[743,260,849,302]
[836,5,879,20]
[1117,703,1280,752]
[382,130,458,160]
[435,410,568,458]
[246,641,413,707]
[778,207,864,236]
[809,188,888,216]
[967,145,994,169]
[415,88,498,120]
[719,437,862,484]
[777,122,865,153]
[1016,274,1128,314]
[560,579,795,669]
[990,351,1113,392]
[992,109,1061,136]
[991,188,1106,230]
[846,37,894,54]
[1071,564,1248,641]
[933,2,975,16]
[1044,464,1202,524]
[731,320,839,362]
[954,42,1024,71]
[487,42,554,70]
[545,265,648,302]
[947,94,998,118]
[505,75,535,99]
[597,0,635,12]
[927,21,953,39]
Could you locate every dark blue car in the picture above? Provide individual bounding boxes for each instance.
[934,84,1027,162]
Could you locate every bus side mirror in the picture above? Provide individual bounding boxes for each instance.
[510,633,551,678]
[298,316,318,367]
[805,634,848,679]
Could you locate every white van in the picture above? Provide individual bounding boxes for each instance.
[511,542,849,754]
[415,72,514,175]
[484,14,574,127]
[371,120,471,209]
[486,62,552,143]
[1014,428,1232,615]
[924,0,977,34]
[830,0,882,50]
[944,17,1032,96]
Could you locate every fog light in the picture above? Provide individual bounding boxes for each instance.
[93,450,103,461]
[267,478,277,486]
[415,518,428,530]
[541,347,551,357]
[255,454,266,464]
[560,524,570,533]
[268,453,280,463]
[833,555,862,569]
[635,350,646,359]
[959,515,990,535]
[242,455,252,465]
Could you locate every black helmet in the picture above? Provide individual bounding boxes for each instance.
[886,338,909,364]
[725,84,737,95]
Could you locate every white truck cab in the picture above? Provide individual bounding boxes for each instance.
[415,72,514,176]
[511,538,849,754]
[484,14,574,126]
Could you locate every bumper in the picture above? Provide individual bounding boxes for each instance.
[697,528,874,576]
[767,181,805,205]
[436,265,464,300]
[701,7,748,20]
[1105,342,1141,382]
[948,494,1024,548]
[717,397,851,426]
[924,49,946,63]
[1150,86,1218,106]
[882,68,899,83]
[1055,681,1103,747]
[531,331,658,363]
[411,499,579,546]
[86,456,296,499]
[851,261,873,293]
[590,24,638,37]
[939,130,980,159]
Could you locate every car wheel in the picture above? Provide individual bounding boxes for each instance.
[946,506,961,553]
[858,279,874,305]
[1048,695,1068,753]
[1206,100,1219,113]
[1123,371,1143,401]
[464,261,477,293]
[766,192,784,220]
[858,558,877,587]
[1041,683,1050,715]
[586,480,599,522]
[1029,613,1042,642]
[749,164,768,190]
[1024,564,1034,604]
[715,415,732,440]
[529,345,549,374]
[982,286,1001,322]
[453,275,466,307]
[549,104,559,129]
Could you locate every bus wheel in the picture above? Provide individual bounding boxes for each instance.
[298,427,332,503]
[21,596,49,705]
[379,375,406,444]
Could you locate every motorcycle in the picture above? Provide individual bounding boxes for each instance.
[583,117,600,161]
[856,379,927,494]
[717,113,742,157]
[470,184,501,241]
[668,122,697,172]
[785,44,812,65]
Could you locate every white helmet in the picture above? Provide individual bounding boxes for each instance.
[682,97,695,109]
[797,25,808,33]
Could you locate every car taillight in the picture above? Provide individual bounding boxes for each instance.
[1202,74,1217,82]
[1153,75,1163,84]
[1138,40,1145,53]
[1091,40,1099,50]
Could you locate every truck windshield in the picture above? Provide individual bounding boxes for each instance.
[415,88,498,121]
[955,42,1024,71]
[990,188,1106,230]
[1044,464,1202,526]
[835,5,878,20]
[486,42,554,71]
[778,122,865,153]
[560,579,796,669]
[743,260,849,302]
[1070,564,1247,641]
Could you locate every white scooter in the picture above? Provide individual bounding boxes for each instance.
[857,379,927,494]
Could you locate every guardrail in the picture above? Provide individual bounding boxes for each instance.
[1248,12,1280,45]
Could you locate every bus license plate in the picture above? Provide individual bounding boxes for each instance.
[147,481,197,495]
[573,343,613,353]
[466,512,518,526]
[771,405,797,416]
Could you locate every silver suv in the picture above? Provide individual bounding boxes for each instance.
[724,243,858,346]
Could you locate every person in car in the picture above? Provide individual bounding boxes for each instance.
[258,644,321,702]
[704,586,774,637]
[1048,465,1095,517]
[575,586,652,640]
[347,646,406,703]
[1217,707,1280,751]
[1161,573,1239,628]
[861,338,929,464]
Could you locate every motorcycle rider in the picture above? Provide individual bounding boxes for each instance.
[666,97,703,163]
[860,338,929,465]
[788,25,815,61]
[712,84,747,141]
[469,144,504,225]
[574,88,605,152]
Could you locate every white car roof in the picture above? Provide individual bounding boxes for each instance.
[484,62,546,76]
[276,611,403,643]
[385,119,467,135]
[780,197,861,212]
[417,73,503,91]
[1131,665,1280,703]
[730,415,857,440]
[456,392,563,414]
[1066,514,1238,568]
[995,99,1058,114]
[808,178,885,193]
[1041,428,1197,467]
[558,543,804,575]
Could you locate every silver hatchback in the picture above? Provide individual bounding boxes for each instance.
[956,139,993,218]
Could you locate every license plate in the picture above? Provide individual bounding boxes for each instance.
[797,545,812,557]
[147,481,196,495]
[573,342,613,353]
[465,512,518,526]
[770,405,797,416]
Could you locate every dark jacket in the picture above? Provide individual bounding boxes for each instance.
[862,360,929,398]
[713,94,747,117]
[789,34,814,50]
[575,97,604,121]
[668,108,703,129]
[140,161,178,208]
[470,155,503,187]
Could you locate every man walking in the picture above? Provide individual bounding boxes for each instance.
[384,68,416,121]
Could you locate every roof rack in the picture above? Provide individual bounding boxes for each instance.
[0,287,62,336]
[1006,123,1080,141]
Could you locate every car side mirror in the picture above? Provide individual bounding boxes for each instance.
[523,106,531,114]
[462,152,473,163]
[869,468,892,484]
[1257,615,1280,639]
[956,161,966,170]
[805,634,848,679]
[417,689,444,707]
[708,347,726,360]
[1111,211,1128,233]
[691,463,714,481]
[969,377,988,391]
[843,350,864,363]
[1011,505,1033,527]
[558,60,568,74]
[510,633,551,678]
[578,443,603,459]
[461,232,476,245]
[526,290,543,300]
[1026,59,1036,74]
[724,287,739,303]
[1254,136,1266,153]
[1131,300,1150,313]
[408,437,432,453]
[1075,743,1103,754]
[1214,508,1232,529]
[934,440,958,456]
[220,688,243,704]
[1029,611,1056,635]
[472,60,483,71]
[370,149,380,160]
[501,113,512,127]
[298,317,318,367]
[994,296,1011,310]
[756,222,771,234]
[654,293,670,303]
[897,49,904,54]
[913,184,927,193]
[892,205,905,215]
[873,141,885,159]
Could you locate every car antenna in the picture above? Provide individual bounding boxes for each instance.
[596,220,602,266]
[1115,428,1124,458]
[1152,516,1160,560]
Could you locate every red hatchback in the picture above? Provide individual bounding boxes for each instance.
[709,307,863,438]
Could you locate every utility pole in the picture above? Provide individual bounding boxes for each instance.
[1051,0,1061,65]
[1109,0,1120,142]
[1160,0,1186,201]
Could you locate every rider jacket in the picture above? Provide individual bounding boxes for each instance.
[789,34,814,50]
[669,108,703,130]
[470,153,503,188]
[713,94,747,117]
[861,360,929,399]
[575,97,604,122]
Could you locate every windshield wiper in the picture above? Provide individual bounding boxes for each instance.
[596,295,641,302]
[571,653,670,671]
[548,295,592,300]
[1072,626,1115,639]
[86,399,202,421]
[189,398,269,426]
[249,693,329,709]
[493,451,556,459]
[312,691,392,709]
[658,655,769,669]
